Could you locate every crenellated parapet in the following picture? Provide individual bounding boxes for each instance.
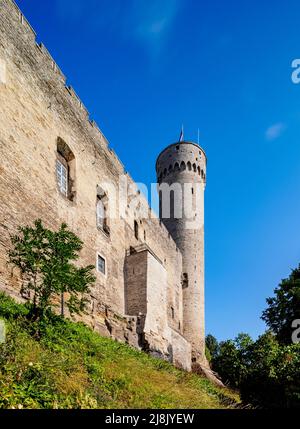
[0,0,119,162]
[156,142,207,184]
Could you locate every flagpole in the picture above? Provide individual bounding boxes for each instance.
[179,125,184,143]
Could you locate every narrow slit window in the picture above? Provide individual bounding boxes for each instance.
[171,307,175,319]
[134,220,139,240]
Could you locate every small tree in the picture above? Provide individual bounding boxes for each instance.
[262,265,300,345]
[205,334,219,361]
[9,220,96,320]
[239,332,295,408]
[212,333,253,387]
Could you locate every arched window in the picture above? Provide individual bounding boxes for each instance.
[56,138,75,201]
[180,161,186,171]
[197,166,201,175]
[174,162,180,171]
[187,161,192,171]
[192,163,197,172]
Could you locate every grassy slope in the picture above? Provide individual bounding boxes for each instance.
[0,293,239,409]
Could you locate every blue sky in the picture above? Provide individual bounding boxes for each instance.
[15,0,300,341]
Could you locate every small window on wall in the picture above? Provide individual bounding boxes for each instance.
[96,187,110,235]
[56,137,75,201]
[97,254,106,275]
[171,307,175,319]
[182,273,189,289]
[56,159,68,196]
[134,220,139,240]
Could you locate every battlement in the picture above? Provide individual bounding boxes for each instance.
[11,0,36,38]
[36,42,66,84]
[1,0,110,151]
[156,141,207,184]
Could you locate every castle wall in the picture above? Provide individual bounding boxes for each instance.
[125,246,191,370]
[0,0,190,369]
[124,250,148,315]
[143,248,191,370]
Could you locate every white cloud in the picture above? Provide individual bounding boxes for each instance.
[54,0,180,58]
[55,0,124,32]
[265,123,286,141]
[131,0,181,56]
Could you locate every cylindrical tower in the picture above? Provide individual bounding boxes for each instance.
[156,141,207,364]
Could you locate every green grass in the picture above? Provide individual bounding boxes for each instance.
[0,293,240,409]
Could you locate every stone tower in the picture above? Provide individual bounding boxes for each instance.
[156,141,207,364]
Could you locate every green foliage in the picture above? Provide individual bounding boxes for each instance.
[0,293,29,319]
[210,262,300,408]
[205,334,219,362]
[211,331,300,408]
[205,346,211,363]
[262,265,300,345]
[8,220,96,319]
[0,294,239,409]
[212,333,253,388]
[240,333,300,408]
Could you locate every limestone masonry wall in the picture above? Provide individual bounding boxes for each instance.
[0,0,206,371]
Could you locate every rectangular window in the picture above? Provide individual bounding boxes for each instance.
[97,254,106,275]
[56,159,68,196]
